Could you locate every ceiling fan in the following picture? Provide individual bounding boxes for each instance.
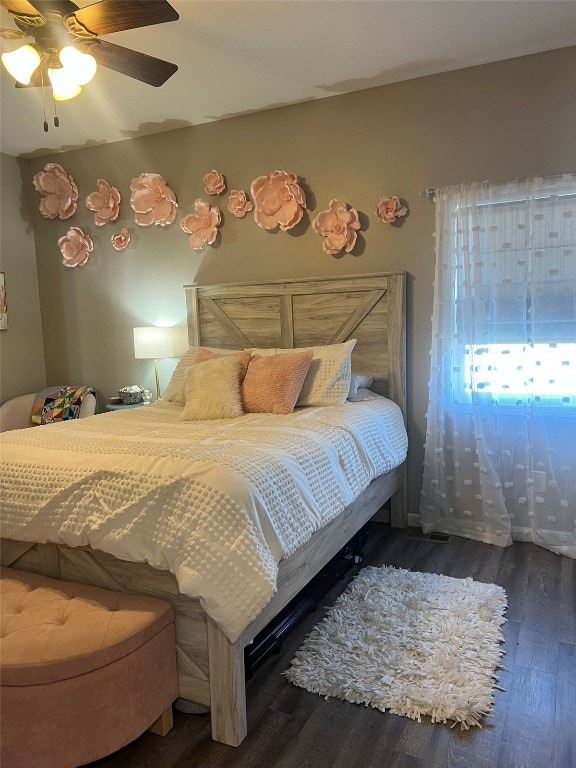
[0,0,179,94]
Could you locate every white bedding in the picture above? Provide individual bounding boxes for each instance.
[0,397,407,641]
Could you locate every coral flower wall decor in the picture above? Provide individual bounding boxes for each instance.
[227,189,253,218]
[204,170,226,196]
[251,170,306,231]
[312,199,361,255]
[58,227,93,268]
[180,198,221,251]
[33,163,78,220]
[111,228,130,251]
[85,179,121,226]
[129,173,178,227]
[375,195,408,224]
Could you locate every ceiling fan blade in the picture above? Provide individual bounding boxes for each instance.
[28,0,77,14]
[0,26,28,38]
[0,0,40,15]
[79,39,177,87]
[68,0,178,36]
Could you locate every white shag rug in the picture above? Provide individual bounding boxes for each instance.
[284,566,507,729]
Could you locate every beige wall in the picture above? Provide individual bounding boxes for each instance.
[14,46,576,520]
[0,153,46,403]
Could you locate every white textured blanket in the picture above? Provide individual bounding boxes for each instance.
[0,398,407,641]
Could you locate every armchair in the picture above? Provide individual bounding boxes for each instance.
[0,391,97,432]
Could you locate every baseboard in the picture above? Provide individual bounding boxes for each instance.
[407,512,421,528]
[373,509,420,528]
[371,506,390,524]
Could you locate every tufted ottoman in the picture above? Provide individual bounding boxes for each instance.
[0,567,178,768]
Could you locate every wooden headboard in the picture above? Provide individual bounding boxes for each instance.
[184,272,406,417]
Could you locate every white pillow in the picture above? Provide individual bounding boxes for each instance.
[348,373,373,400]
[162,347,198,404]
[180,355,243,420]
[246,339,357,407]
[347,387,382,402]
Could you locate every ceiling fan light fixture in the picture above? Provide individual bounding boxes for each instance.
[2,0,178,127]
[47,66,82,101]
[1,44,41,85]
[59,46,97,86]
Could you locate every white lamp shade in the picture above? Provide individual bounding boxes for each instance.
[133,326,189,359]
[59,46,97,85]
[47,66,82,101]
[2,44,41,85]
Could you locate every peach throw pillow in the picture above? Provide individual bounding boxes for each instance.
[246,339,357,407]
[180,355,243,420]
[242,350,313,415]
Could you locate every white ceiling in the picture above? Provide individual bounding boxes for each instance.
[1,0,575,158]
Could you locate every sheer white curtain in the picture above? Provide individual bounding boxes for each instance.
[420,174,576,558]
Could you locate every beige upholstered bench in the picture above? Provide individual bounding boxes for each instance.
[0,567,178,768]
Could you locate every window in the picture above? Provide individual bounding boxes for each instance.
[421,174,576,555]
[464,342,575,402]
[446,181,576,408]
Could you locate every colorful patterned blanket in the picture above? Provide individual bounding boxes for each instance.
[31,385,96,425]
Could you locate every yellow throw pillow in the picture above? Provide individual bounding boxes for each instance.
[194,348,251,380]
[242,350,313,414]
[180,354,243,420]
[164,346,243,405]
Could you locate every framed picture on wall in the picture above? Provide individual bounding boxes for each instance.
[0,272,8,330]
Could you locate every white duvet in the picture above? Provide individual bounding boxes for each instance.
[0,397,407,641]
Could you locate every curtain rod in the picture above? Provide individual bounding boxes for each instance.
[419,174,572,202]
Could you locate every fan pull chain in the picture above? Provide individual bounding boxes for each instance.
[40,69,61,131]
[40,68,48,133]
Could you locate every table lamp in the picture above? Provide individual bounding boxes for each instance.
[133,326,188,400]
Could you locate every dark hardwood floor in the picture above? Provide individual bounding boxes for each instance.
[89,524,576,768]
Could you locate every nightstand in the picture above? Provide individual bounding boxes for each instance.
[105,402,145,411]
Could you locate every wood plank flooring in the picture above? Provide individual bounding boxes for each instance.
[89,524,576,768]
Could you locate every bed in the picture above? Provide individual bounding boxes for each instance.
[0,272,407,746]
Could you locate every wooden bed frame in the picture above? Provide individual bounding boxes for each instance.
[1,272,407,746]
